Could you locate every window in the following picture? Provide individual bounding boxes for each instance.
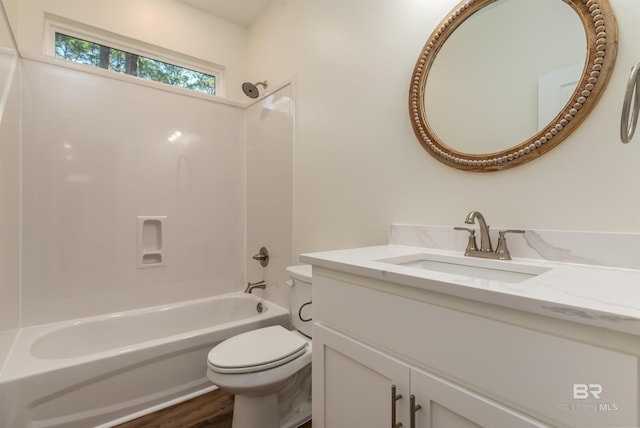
[46,17,223,96]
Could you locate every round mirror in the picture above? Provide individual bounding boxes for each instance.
[409,0,618,171]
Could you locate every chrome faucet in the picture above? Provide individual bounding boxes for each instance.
[464,210,492,252]
[244,280,266,293]
[454,211,525,260]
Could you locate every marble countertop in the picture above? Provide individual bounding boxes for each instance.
[300,244,640,336]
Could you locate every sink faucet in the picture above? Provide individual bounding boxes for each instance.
[464,210,492,252]
[455,211,525,260]
[244,280,266,293]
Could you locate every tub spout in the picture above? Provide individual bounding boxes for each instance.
[244,280,266,293]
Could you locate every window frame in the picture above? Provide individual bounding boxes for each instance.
[44,14,225,97]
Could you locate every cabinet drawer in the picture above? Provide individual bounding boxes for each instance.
[314,273,638,427]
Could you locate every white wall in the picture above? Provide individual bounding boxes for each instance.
[9,0,250,101]
[0,1,20,365]
[245,83,295,309]
[20,59,246,325]
[0,0,17,34]
[247,0,640,258]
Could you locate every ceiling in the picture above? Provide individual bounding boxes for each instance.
[178,0,271,27]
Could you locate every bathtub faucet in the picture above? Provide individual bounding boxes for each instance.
[244,280,266,293]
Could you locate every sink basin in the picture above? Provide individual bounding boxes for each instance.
[377,253,550,283]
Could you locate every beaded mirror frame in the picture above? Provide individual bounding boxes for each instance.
[409,0,618,172]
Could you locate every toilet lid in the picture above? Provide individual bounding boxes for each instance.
[208,325,308,374]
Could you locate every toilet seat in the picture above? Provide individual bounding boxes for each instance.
[208,325,308,374]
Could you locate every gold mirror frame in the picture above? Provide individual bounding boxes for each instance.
[409,0,618,172]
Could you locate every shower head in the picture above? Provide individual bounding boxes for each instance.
[242,81,268,99]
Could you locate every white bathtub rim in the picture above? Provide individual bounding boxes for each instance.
[0,316,288,393]
[29,292,280,359]
[0,293,288,383]
[28,291,263,332]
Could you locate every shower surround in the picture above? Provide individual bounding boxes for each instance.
[20,57,246,326]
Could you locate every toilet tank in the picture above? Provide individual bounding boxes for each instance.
[286,265,312,338]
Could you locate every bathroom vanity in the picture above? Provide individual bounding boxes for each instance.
[301,228,640,428]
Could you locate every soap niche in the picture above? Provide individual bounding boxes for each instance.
[137,216,166,268]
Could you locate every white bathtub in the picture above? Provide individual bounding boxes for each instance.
[0,293,289,428]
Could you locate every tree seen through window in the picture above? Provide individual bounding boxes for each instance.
[55,33,216,95]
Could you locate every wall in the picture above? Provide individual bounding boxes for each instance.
[0,1,20,365]
[245,82,295,308]
[9,0,250,101]
[247,0,640,258]
[20,59,246,325]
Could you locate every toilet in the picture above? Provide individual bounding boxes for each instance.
[207,265,312,428]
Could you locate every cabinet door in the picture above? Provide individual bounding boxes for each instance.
[313,323,411,428]
[410,367,550,428]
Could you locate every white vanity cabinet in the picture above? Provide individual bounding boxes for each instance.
[314,323,545,428]
[310,267,639,428]
[313,324,410,427]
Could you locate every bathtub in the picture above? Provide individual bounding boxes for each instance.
[0,293,289,428]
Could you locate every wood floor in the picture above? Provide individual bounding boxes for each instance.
[115,389,312,428]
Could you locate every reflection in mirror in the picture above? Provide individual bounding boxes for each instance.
[409,0,618,171]
[0,0,18,106]
[0,1,15,53]
[0,0,16,51]
[425,0,585,155]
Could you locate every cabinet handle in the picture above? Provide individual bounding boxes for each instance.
[391,384,403,428]
[410,394,422,428]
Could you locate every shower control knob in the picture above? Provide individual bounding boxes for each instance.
[252,247,270,267]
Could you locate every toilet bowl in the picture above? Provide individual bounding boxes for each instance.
[206,265,312,428]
